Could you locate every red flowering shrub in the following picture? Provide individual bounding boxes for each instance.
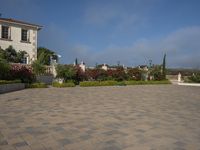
[10,64,35,83]
[85,68,110,81]
[127,68,141,80]
[74,66,87,84]
[111,67,128,81]
[85,69,100,80]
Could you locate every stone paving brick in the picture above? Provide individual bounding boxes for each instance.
[0,85,200,149]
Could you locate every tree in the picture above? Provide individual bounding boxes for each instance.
[31,61,46,75]
[0,47,5,59]
[75,58,78,65]
[32,51,46,75]
[16,50,27,63]
[56,64,76,81]
[1,46,27,63]
[162,53,166,79]
[37,47,58,65]
[4,46,17,62]
[0,58,11,80]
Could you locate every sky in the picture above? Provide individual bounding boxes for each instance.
[1,0,200,68]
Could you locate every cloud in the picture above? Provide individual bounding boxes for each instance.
[92,26,200,68]
[39,24,200,68]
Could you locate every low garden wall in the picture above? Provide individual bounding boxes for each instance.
[0,83,25,94]
[36,75,54,84]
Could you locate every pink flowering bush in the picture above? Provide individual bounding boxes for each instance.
[10,63,35,83]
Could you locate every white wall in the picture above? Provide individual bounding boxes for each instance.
[0,23,38,64]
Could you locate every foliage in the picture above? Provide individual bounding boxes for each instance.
[188,73,200,83]
[80,80,118,87]
[110,67,128,81]
[37,47,58,65]
[0,58,11,80]
[125,80,171,85]
[127,68,141,80]
[150,65,163,80]
[0,80,21,85]
[52,81,75,87]
[115,81,126,86]
[73,66,87,84]
[80,80,171,87]
[4,46,17,62]
[0,46,27,63]
[162,53,166,79]
[85,68,102,80]
[27,82,48,88]
[10,64,35,83]
[0,48,5,59]
[31,60,46,75]
[16,51,28,63]
[85,67,127,82]
[56,64,76,81]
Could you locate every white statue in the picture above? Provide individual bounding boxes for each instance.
[102,64,108,71]
[79,61,86,72]
[178,72,181,82]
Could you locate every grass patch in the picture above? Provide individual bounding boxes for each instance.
[0,80,21,85]
[52,82,75,87]
[27,82,48,88]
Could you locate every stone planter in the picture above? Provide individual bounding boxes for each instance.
[0,83,25,94]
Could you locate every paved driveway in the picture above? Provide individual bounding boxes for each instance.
[0,85,200,150]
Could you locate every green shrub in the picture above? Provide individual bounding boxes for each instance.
[125,80,171,85]
[188,73,200,83]
[0,59,11,80]
[52,82,75,87]
[0,80,21,85]
[27,82,48,88]
[115,81,126,86]
[32,60,46,75]
[56,64,76,81]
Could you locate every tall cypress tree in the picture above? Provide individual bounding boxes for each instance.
[162,53,166,79]
[75,58,78,65]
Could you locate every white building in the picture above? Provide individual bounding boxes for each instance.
[0,18,42,64]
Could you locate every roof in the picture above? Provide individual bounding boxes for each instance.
[0,18,42,30]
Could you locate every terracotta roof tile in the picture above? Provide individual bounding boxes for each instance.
[0,18,42,29]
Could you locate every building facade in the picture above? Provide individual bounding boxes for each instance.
[0,18,42,64]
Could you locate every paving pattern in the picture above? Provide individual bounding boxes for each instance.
[0,85,200,150]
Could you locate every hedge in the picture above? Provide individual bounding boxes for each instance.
[0,80,21,85]
[52,82,75,87]
[80,80,171,87]
[80,80,118,87]
[27,82,48,88]
[125,80,171,85]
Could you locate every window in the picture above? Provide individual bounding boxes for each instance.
[1,26,9,39]
[21,29,29,42]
